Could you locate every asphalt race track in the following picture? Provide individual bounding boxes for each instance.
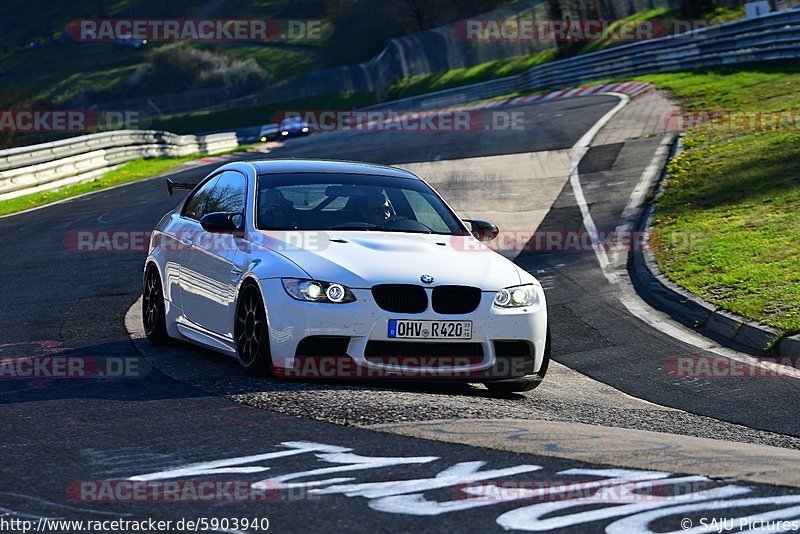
[3,93,800,532]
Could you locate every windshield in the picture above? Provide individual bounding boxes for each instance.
[256,173,468,235]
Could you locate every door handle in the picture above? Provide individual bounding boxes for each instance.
[179,236,193,246]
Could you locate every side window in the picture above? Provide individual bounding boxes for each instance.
[183,171,246,221]
[183,176,219,220]
[204,171,246,215]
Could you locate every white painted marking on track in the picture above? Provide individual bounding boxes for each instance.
[564,98,800,379]
[567,91,630,285]
[123,441,800,531]
[497,483,751,532]
[129,441,352,481]
[609,134,675,269]
[606,137,800,380]
[605,495,800,534]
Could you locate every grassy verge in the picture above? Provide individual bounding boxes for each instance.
[0,155,198,217]
[384,49,557,101]
[142,6,748,132]
[579,8,672,55]
[637,63,800,334]
[380,6,745,102]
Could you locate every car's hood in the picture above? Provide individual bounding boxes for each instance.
[255,230,522,290]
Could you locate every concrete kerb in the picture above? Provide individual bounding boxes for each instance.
[630,137,795,355]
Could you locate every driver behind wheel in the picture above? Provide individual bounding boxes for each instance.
[353,190,391,225]
[259,189,294,228]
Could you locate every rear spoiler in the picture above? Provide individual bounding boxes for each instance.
[166,178,195,196]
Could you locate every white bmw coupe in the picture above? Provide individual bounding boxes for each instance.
[143,159,549,392]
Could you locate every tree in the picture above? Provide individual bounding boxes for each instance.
[397,0,441,32]
[680,0,717,19]
[547,0,563,20]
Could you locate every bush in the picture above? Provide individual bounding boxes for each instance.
[320,0,511,67]
[130,44,266,95]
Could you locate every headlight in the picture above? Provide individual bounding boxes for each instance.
[260,136,267,142]
[282,278,356,303]
[494,284,538,308]
[281,131,289,136]
[301,127,309,132]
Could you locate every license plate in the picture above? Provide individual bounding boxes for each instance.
[388,320,472,340]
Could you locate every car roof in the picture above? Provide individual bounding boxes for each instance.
[251,159,421,180]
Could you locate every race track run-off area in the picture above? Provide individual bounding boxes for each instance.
[4,91,800,533]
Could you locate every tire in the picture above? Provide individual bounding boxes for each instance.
[234,282,272,376]
[142,265,170,345]
[486,325,551,394]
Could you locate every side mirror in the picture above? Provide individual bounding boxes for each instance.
[465,219,499,242]
[200,212,243,233]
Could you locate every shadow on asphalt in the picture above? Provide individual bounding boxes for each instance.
[134,335,528,401]
[0,340,213,404]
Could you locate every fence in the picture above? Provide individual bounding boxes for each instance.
[0,130,237,202]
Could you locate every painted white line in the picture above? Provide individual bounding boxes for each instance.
[563,97,792,374]
[619,276,800,380]
[618,136,674,229]
[606,136,800,380]
[567,91,630,285]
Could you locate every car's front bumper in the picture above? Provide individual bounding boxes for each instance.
[280,129,311,138]
[259,278,547,381]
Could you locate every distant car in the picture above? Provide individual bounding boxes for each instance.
[278,117,311,138]
[143,159,549,392]
[258,124,279,142]
[113,35,148,48]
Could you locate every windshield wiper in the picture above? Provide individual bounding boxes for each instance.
[330,224,378,231]
[374,228,434,234]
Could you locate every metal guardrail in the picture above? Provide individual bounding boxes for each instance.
[367,8,800,111]
[0,130,238,202]
[4,8,800,202]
